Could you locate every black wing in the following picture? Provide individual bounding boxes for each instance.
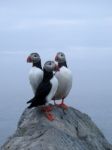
[27,81,52,108]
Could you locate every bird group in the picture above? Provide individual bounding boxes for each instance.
[26,52,73,121]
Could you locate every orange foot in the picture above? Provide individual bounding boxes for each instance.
[41,106,53,112]
[57,103,68,110]
[41,106,55,121]
[44,112,55,121]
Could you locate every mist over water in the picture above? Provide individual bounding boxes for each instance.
[0,48,112,145]
[0,0,112,146]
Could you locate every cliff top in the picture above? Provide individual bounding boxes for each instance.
[1,105,112,150]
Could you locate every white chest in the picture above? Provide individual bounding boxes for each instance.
[55,66,72,99]
[29,67,43,94]
[46,77,58,103]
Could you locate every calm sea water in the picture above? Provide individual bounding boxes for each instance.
[0,48,112,145]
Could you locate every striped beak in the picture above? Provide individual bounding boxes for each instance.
[27,56,32,63]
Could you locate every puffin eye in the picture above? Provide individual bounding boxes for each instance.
[48,62,51,65]
[34,54,37,57]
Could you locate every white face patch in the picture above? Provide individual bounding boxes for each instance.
[30,53,40,63]
[44,61,55,72]
[56,52,66,63]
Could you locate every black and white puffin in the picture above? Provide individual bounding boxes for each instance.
[53,52,73,109]
[27,61,58,121]
[27,53,43,95]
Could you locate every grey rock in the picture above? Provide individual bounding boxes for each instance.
[1,105,112,150]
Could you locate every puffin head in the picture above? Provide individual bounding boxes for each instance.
[27,53,40,63]
[44,61,56,72]
[55,52,66,63]
[54,52,66,71]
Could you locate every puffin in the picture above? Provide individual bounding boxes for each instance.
[53,52,73,109]
[27,61,58,121]
[27,53,43,95]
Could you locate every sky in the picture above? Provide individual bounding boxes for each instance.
[0,0,112,52]
[0,0,112,145]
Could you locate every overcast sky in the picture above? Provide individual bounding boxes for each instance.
[0,0,112,52]
[1,0,112,144]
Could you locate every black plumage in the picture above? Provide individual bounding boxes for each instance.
[33,60,42,69]
[27,69,53,108]
[58,61,67,68]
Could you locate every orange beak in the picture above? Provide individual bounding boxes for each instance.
[27,56,32,63]
[55,55,58,61]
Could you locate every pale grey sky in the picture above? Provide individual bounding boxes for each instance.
[0,0,112,145]
[0,0,112,52]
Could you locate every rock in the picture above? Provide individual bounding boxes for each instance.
[1,105,112,150]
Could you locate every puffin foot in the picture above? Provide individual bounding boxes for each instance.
[44,112,55,121]
[57,103,68,110]
[41,106,53,112]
